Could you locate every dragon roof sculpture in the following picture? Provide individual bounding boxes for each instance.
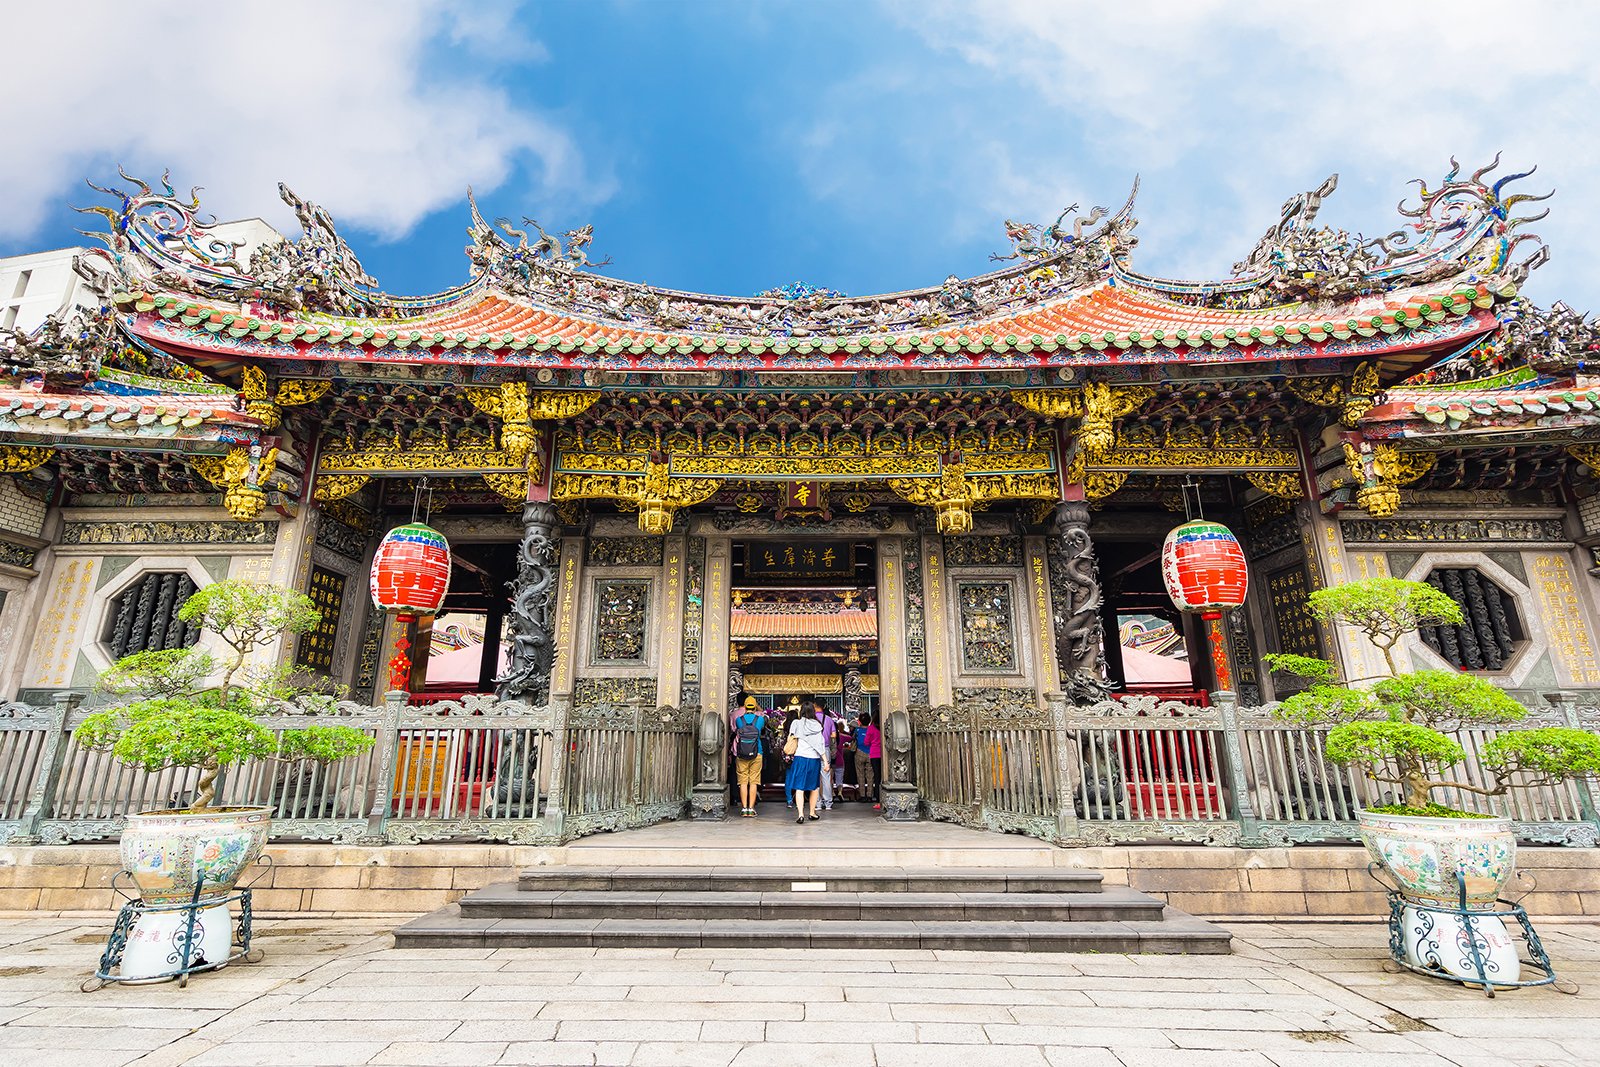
[0,156,1555,377]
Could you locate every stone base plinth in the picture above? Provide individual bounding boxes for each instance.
[689,785,728,821]
[880,785,919,822]
[5,841,1600,920]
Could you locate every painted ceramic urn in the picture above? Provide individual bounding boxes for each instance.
[1161,519,1249,615]
[370,522,452,616]
[120,807,273,906]
[1357,809,1517,909]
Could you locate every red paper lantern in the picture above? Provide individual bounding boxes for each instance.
[370,522,452,617]
[1161,519,1248,616]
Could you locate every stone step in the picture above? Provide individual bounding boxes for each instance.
[515,866,1106,894]
[393,908,1233,954]
[459,883,1162,922]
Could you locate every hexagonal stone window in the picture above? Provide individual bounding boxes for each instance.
[1418,567,1525,671]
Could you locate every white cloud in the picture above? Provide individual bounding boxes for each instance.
[0,1,609,245]
[836,0,1600,305]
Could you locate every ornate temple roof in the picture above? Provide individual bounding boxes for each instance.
[46,159,1551,379]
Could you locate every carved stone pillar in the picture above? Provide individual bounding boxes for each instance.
[1047,502,1111,703]
[496,502,559,704]
[843,666,863,719]
[879,707,919,821]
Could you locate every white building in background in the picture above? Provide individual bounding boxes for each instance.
[0,219,286,334]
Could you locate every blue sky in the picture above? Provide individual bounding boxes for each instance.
[5,1,1599,307]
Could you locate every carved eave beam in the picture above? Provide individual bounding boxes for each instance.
[551,460,722,534]
[462,385,596,463]
[239,366,332,429]
[313,444,533,506]
[1285,361,1380,428]
[1341,436,1437,518]
[887,461,1057,533]
[1013,383,1157,460]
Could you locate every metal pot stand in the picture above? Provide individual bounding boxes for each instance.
[1373,864,1580,998]
[82,857,272,991]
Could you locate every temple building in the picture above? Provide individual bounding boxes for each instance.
[2,159,1598,829]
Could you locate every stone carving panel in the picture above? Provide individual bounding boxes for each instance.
[586,537,664,568]
[956,581,1018,673]
[590,578,651,665]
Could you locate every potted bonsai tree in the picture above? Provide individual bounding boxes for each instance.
[1266,577,1600,906]
[75,579,372,980]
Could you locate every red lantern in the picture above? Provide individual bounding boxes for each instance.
[1161,519,1248,617]
[370,522,451,693]
[370,522,452,616]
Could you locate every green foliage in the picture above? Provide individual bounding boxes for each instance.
[1481,728,1600,781]
[1366,803,1496,819]
[1306,577,1464,646]
[75,698,277,773]
[1325,720,1465,772]
[96,648,215,700]
[1274,684,1381,726]
[178,580,321,649]
[276,725,375,764]
[81,578,363,811]
[1259,653,1337,683]
[1370,670,1527,728]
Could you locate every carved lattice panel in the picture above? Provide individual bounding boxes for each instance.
[956,581,1018,673]
[591,578,651,665]
[104,571,199,659]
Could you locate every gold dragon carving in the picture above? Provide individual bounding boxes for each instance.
[1568,445,1600,474]
[1341,440,1433,519]
[887,465,1057,533]
[313,474,371,503]
[240,365,332,429]
[1284,362,1380,428]
[1245,471,1303,498]
[463,385,595,463]
[193,445,280,521]
[0,446,54,473]
[1011,383,1155,459]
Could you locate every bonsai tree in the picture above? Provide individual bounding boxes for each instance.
[75,579,373,812]
[1265,577,1600,816]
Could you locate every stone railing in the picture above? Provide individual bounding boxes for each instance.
[0,692,697,847]
[912,692,1600,848]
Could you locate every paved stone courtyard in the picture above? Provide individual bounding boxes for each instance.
[1,916,1598,1066]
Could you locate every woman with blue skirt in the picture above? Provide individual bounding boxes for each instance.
[785,698,828,824]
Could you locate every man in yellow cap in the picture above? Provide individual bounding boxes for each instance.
[731,695,767,817]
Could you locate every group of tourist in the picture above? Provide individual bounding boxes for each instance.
[730,695,881,824]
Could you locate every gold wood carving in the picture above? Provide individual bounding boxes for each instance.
[465,385,595,463]
[1568,444,1600,473]
[552,461,722,535]
[1285,376,1346,407]
[193,445,279,521]
[1079,382,1156,459]
[0,445,54,473]
[313,474,371,503]
[482,471,529,502]
[1342,362,1380,428]
[1384,449,1437,486]
[1245,471,1302,498]
[1092,446,1300,471]
[1342,440,1401,519]
[1083,471,1128,500]
[1011,388,1083,419]
[240,366,331,428]
[318,446,523,475]
[527,390,598,421]
[672,453,942,479]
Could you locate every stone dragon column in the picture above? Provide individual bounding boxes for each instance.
[496,501,559,704]
[1047,501,1111,703]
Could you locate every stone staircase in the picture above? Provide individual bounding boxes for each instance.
[394,866,1233,953]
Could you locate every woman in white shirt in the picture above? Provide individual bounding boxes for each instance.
[784,699,828,823]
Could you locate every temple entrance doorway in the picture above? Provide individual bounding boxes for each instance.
[729,538,881,809]
[407,539,519,699]
[1096,536,1208,702]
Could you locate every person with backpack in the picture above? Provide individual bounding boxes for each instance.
[854,711,880,806]
[731,695,767,817]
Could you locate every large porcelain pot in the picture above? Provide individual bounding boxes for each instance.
[121,806,272,905]
[1357,809,1516,909]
